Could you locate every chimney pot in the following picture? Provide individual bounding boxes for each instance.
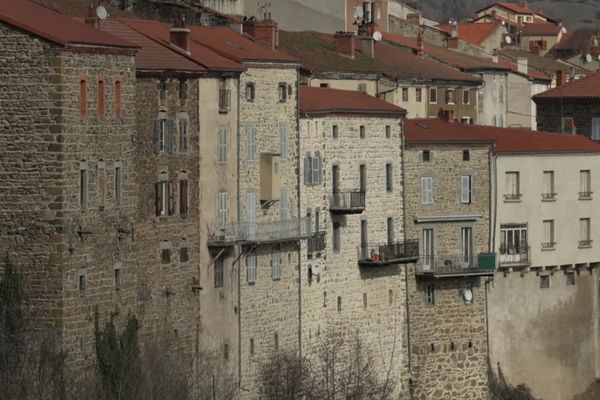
[556,69,567,86]
[333,32,356,58]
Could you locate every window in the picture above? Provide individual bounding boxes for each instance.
[542,220,555,249]
[332,125,339,139]
[224,344,229,360]
[245,83,255,101]
[504,172,520,200]
[542,171,555,200]
[179,179,188,215]
[463,89,470,105]
[580,170,592,199]
[97,78,105,117]
[358,83,367,93]
[114,79,122,118]
[561,117,576,134]
[421,176,433,204]
[385,125,391,139]
[402,87,409,102]
[247,192,256,239]
[320,83,329,88]
[566,272,575,286]
[247,126,256,161]
[80,164,88,210]
[416,88,422,102]
[161,248,171,264]
[337,296,342,312]
[422,150,430,162]
[179,119,188,152]
[387,217,394,244]
[422,228,434,270]
[463,150,470,161]
[579,218,591,247]
[246,253,257,284]
[363,293,368,308]
[446,89,455,105]
[155,179,169,216]
[180,246,189,262]
[499,84,504,103]
[179,79,187,103]
[79,269,86,294]
[114,264,121,290]
[159,80,167,104]
[214,258,224,288]
[218,192,228,227]
[333,222,341,252]
[79,77,87,117]
[218,126,228,162]
[304,154,323,185]
[359,164,367,192]
[279,125,288,160]
[424,284,434,304]
[386,163,393,192]
[250,338,255,355]
[219,79,230,113]
[155,118,169,154]
[592,118,600,140]
[271,249,281,280]
[499,224,528,262]
[359,125,366,139]
[388,289,393,305]
[115,165,122,207]
[280,187,288,221]
[278,83,287,102]
[540,275,550,289]
[429,87,437,103]
[97,162,105,210]
[460,175,472,204]
[274,333,279,350]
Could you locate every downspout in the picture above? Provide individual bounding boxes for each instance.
[296,68,303,359]
[236,75,242,388]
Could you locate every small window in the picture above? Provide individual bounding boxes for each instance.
[250,338,255,355]
[424,284,434,304]
[155,119,168,154]
[332,125,339,139]
[579,218,591,247]
[247,126,256,161]
[180,246,189,262]
[429,87,437,104]
[179,179,188,215]
[446,88,455,105]
[323,291,327,307]
[218,192,228,227]
[386,163,393,192]
[504,171,520,201]
[421,176,434,204]
[385,125,391,138]
[219,80,230,113]
[155,180,169,216]
[274,332,279,351]
[462,89,470,105]
[278,83,287,102]
[416,88,422,102]
[422,150,431,162]
[463,150,470,161]
[359,125,366,139]
[579,170,592,199]
[159,80,167,104]
[402,87,409,102]
[542,171,555,200]
[337,296,342,312]
[279,125,288,161]
[320,83,329,88]
[358,83,367,93]
[388,289,393,305]
[161,248,171,264]
[245,83,255,101]
[179,119,188,152]
[540,275,550,289]
[246,253,257,284]
[333,222,341,252]
[114,265,121,290]
[97,162,106,210]
[218,126,228,163]
[542,220,555,249]
[214,258,224,288]
[97,78,105,118]
[179,79,187,103]
[80,164,88,210]
[566,272,575,286]
[114,79,122,118]
[224,344,229,360]
[363,293,368,309]
[80,78,88,117]
[115,165,122,207]
[79,269,87,294]
[272,249,281,280]
[460,175,472,204]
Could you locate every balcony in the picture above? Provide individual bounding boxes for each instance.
[330,190,366,214]
[498,246,530,267]
[357,240,419,267]
[208,217,312,247]
[219,89,230,113]
[307,231,326,253]
[416,253,496,277]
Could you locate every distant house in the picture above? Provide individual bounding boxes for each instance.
[436,21,506,54]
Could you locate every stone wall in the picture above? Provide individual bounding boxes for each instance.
[536,99,600,138]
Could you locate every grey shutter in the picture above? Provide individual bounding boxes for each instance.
[304,156,311,185]
[155,182,161,216]
[154,120,160,154]
[168,181,175,215]
[318,154,323,184]
[167,120,175,153]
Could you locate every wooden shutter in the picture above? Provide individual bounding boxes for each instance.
[318,155,323,184]
[461,176,470,203]
[279,125,287,160]
[154,120,161,154]
[179,180,188,215]
[427,177,433,203]
[155,182,162,216]
[421,178,427,204]
[312,154,320,185]
[168,182,175,215]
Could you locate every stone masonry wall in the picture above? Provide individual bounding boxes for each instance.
[536,100,600,138]
[299,114,409,398]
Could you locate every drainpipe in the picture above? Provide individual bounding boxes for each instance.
[296,68,303,359]
[236,75,242,389]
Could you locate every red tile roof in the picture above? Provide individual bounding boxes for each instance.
[300,86,406,117]
[436,22,502,45]
[405,118,600,153]
[477,2,533,15]
[520,22,563,36]
[117,18,242,71]
[0,0,135,49]
[533,72,600,100]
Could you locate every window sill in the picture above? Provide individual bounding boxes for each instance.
[503,198,522,203]
[541,244,556,251]
[578,244,592,249]
[541,198,557,202]
[579,196,593,201]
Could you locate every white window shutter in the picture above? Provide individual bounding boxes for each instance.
[421,177,427,204]
[304,156,311,185]
[427,177,433,203]
[461,176,470,203]
[312,155,320,185]
[280,125,288,160]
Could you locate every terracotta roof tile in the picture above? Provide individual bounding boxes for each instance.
[405,118,600,153]
[477,2,533,15]
[300,86,406,116]
[533,72,600,99]
[0,0,135,48]
[520,22,563,36]
[436,22,502,45]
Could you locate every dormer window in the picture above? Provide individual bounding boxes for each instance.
[245,83,255,101]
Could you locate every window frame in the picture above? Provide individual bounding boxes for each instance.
[460,175,472,204]
[179,118,189,152]
[445,88,455,105]
[245,82,255,101]
[179,178,188,215]
[542,219,555,250]
[218,192,228,227]
[271,248,281,280]
[462,89,470,105]
[278,82,288,102]
[246,252,257,284]
[247,125,256,162]
[421,176,434,204]
[214,257,224,288]
[386,163,393,192]
[429,87,437,104]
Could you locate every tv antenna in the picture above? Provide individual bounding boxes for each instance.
[354,5,364,24]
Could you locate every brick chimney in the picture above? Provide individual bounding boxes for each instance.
[416,31,424,56]
[438,109,455,123]
[243,13,279,50]
[170,17,191,54]
[360,36,375,59]
[84,3,98,28]
[556,69,567,86]
[333,32,356,59]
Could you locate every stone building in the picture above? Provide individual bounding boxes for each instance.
[298,85,416,396]
[534,72,600,140]
[404,118,496,400]
[0,0,138,365]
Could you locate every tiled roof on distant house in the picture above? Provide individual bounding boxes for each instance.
[436,22,502,45]
[477,2,534,15]
[520,22,563,36]
[405,118,600,153]
[300,86,406,117]
[533,72,600,100]
[0,0,136,49]
[499,48,590,76]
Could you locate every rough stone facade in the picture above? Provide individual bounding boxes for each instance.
[403,141,493,399]
[299,113,409,398]
[535,99,600,139]
[0,21,138,366]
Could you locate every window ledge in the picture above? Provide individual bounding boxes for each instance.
[579,196,593,201]
[541,198,557,202]
[503,199,522,203]
[541,244,556,251]
[578,244,593,249]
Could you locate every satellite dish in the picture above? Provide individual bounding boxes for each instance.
[504,35,512,45]
[354,6,364,19]
[586,53,592,63]
[463,288,473,303]
[96,5,108,20]
[373,31,383,41]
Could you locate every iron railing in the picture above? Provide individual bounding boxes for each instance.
[418,253,496,276]
[307,231,326,253]
[498,246,530,265]
[357,240,419,266]
[330,190,366,213]
[208,217,311,246]
[541,193,557,201]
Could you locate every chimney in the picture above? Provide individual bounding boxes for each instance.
[333,32,356,58]
[447,37,459,49]
[416,31,424,56]
[360,36,375,58]
[85,3,98,27]
[517,57,528,74]
[451,21,458,38]
[529,41,540,55]
[170,17,191,54]
[556,69,567,86]
[243,14,279,50]
[523,1,528,9]
[492,50,498,63]
[438,109,455,123]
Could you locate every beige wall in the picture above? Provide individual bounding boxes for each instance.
[506,73,550,129]
[426,86,479,122]
[478,72,509,127]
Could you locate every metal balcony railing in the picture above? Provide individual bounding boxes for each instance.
[330,190,366,214]
[307,231,326,253]
[498,246,530,266]
[417,253,496,277]
[357,240,419,266]
[208,217,312,246]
